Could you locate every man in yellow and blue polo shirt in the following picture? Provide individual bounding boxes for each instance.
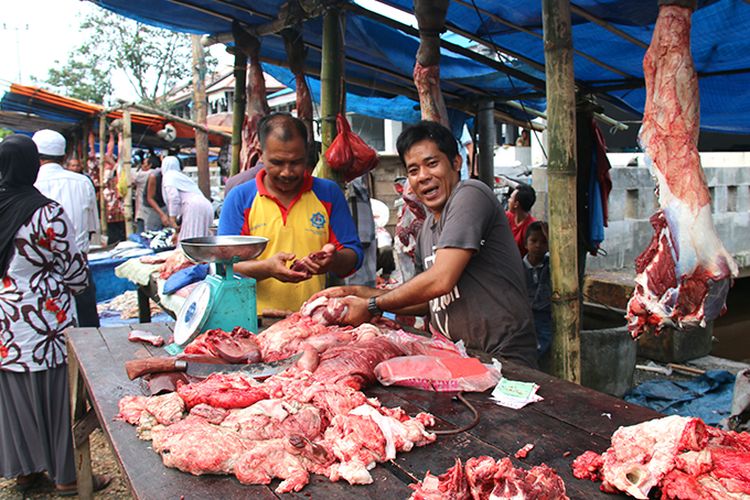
[218,113,363,314]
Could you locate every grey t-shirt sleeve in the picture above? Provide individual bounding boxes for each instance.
[436,183,496,251]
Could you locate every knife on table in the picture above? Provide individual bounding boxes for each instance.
[125,352,302,380]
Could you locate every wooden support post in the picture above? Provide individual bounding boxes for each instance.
[191,34,210,199]
[98,115,108,236]
[542,0,581,382]
[318,7,344,182]
[67,345,93,500]
[477,100,496,188]
[122,110,133,238]
[231,49,247,177]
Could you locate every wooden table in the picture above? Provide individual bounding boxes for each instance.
[67,323,661,499]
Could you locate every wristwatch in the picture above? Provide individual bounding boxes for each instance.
[367,296,383,317]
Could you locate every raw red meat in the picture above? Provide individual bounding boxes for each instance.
[413,63,449,128]
[393,180,427,283]
[626,4,737,337]
[410,456,569,500]
[128,329,165,347]
[572,415,750,499]
[515,443,535,459]
[493,458,569,500]
[466,456,498,499]
[115,392,184,426]
[176,372,269,409]
[115,395,148,425]
[151,415,246,476]
[189,403,228,424]
[158,250,192,279]
[410,458,469,500]
[233,437,333,493]
[183,326,261,364]
[299,295,348,325]
[234,27,269,172]
[313,337,406,389]
[220,399,324,441]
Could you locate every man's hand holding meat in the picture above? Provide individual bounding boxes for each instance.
[315,121,538,368]
[218,113,363,314]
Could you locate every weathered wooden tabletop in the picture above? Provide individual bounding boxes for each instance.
[67,323,660,499]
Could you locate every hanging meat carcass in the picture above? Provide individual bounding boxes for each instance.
[234,23,270,172]
[282,27,314,145]
[626,2,738,338]
[412,0,450,127]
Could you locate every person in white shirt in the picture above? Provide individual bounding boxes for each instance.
[33,130,100,327]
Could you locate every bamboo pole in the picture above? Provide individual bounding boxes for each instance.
[542,0,581,383]
[118,101,232,139]
[230,48,247,177]
[122,109,133,238]
[318,7,344,182]
[98,114,108,236]
[191,34,210,198]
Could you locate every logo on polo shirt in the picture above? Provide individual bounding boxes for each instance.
[310,212,326,229]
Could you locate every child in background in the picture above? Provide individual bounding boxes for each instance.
[524,221,552,357]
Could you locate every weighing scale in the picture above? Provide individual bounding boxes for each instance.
[169,236,269,354]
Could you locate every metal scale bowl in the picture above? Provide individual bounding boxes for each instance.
[172,236,269,348]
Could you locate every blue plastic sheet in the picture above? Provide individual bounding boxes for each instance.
[163,264,209,295]
[624,370,735,425]
[82,0,750,133]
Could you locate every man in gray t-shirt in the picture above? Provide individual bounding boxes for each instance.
[314,120,538,368]
[415,178,537,366]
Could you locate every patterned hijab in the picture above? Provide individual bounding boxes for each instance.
[0,135,53,275]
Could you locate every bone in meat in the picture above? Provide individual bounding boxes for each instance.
[626,4,738,337]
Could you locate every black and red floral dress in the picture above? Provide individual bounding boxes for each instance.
[0,202,89,373]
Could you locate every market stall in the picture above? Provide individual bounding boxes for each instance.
[67,321,659,499]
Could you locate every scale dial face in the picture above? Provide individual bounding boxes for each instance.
[174,281,212,345]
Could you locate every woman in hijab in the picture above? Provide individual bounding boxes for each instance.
[161,155,213,242]
[0,135,109,495]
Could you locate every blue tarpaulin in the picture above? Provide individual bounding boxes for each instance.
[625,370,735,426]
[83,0,750,134]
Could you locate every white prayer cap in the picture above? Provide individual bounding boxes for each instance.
[32,129,66,156]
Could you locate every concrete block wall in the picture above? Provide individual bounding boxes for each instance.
[531,161,750,272]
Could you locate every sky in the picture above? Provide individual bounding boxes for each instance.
[0,0,440,103]
[0,0,234,102]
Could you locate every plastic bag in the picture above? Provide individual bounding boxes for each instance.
[374,355,502,392]
[325,114,354,171]
[324,113,379,181]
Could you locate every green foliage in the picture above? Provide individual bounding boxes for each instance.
[0,128,13,140]
[40,9,216,107]
[41,56,113,104]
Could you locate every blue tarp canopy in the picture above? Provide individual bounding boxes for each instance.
[86,0,750,133]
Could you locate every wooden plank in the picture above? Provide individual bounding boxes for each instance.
[368,387,626,500]
[137,287,151,323]
[69,326,277,499]
[72,324,412,498]
[72,409,101,449]
[498,362,662,438]
[67,339,94,500]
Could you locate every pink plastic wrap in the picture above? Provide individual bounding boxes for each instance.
[374,355,501,392]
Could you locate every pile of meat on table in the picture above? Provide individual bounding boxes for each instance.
[117,296,469,493]
[409,455,569,500]
[572,415,750,499]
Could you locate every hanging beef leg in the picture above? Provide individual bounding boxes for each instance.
[413,0,450,127]
[626,3,738,337]
[282,27,314,145]
[234,24,270,172]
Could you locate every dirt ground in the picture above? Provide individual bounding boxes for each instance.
[0,430,130,500]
